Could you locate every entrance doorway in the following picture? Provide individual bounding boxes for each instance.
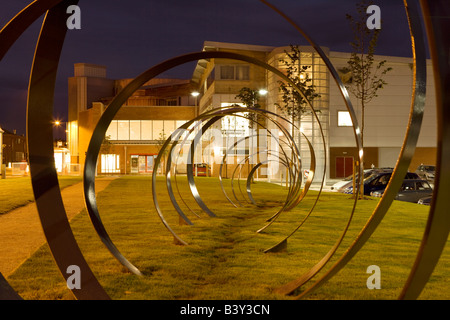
[130,154,157,173]
[335,156,354,178]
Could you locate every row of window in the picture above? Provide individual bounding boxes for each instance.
[218,65,250,80]
[105,120,188,141]
[105,111,352,143]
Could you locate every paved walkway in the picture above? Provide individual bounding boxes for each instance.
[0,177,116,278]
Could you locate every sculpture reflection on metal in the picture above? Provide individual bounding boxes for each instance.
[0,0,448,301]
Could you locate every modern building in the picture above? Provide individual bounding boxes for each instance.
[189,41,436,182]
[67,63,198,175]
[67,41,437,182]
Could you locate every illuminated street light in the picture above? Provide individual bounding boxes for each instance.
[259,89,268,96]
[191,91,200,106]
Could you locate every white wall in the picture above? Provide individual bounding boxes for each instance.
[328,52,437,149]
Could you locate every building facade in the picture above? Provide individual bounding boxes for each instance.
[68,63,198,175]
[190,41,436,181]
[68,41,437,182]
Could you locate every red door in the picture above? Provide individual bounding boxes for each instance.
[335,156,354,178]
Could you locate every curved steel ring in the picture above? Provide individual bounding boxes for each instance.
[261,0,429,298]
[0,0,110,300]
[84,51,321,261]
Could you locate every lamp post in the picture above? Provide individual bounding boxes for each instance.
[191,91,200,106]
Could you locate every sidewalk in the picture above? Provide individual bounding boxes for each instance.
[0,177,116,278]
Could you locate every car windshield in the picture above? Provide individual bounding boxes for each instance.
[423,166,435,172]
[416,181,432,190]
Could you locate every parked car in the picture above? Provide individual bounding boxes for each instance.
[415,164,435,182]
[340,171,420,195]
[331,169,375,191]
[370,179,433,203]
[332,168,393,192]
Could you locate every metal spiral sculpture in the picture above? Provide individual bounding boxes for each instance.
[0,0,448,300]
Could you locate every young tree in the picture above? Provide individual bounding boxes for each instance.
[275,45,321,124]
[155,131,169,175]
[345,0,392,197]
[345,1,392,158]
[234,87,265,182]
[274,44,321,173]
[234,87,264,129]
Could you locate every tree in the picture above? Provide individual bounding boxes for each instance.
[155,131,169,175]
[275,45,321,123]
[274,44,321,173]
[234,87,264,129]
[345,0,392,198]
[345,1,392,158]
[234,87,266,182]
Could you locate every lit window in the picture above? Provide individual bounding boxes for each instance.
[141,120,152,140]
[220,103,250,137]
[106,121,118,140]
[129,120,141,140]
[101,154,120,173]
[338,111,353,127]
[152,120,164,140]
[117,120,130,140]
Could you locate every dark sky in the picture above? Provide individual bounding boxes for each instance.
[0,0,422,136]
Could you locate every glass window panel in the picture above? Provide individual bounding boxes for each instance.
[101,154,120,173]
[301,52,312,58]
[236,65,249,80]
[129,120,141,140]
[141,120,152,140]
[153,120,164,140]
[301,58,312,65]
[338,111,353,127]
[164,120,175,135]
[106,121,118,140]
[117,120,130,140]
[220,65,235,80]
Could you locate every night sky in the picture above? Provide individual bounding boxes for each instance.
[0,0,421,136]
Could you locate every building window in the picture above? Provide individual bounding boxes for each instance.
[338,111,353,127]
[220,103,250,137]
[235,65,250,80]
[101,154,120,173]
[106,120,188,141]
[220,65,235,80]
[117,120,130,140]
[129,120,141,140]
[219,65,250,80]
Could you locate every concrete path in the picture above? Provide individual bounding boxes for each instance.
[0,177,116,278]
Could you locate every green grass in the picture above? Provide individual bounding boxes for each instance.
[6,176,450,300]
[0,175,82,215]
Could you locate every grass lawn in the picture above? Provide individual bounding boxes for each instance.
[6,175,450,300]
[0,175,82,215]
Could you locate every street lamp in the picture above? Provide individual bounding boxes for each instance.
[191,91,200,107]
